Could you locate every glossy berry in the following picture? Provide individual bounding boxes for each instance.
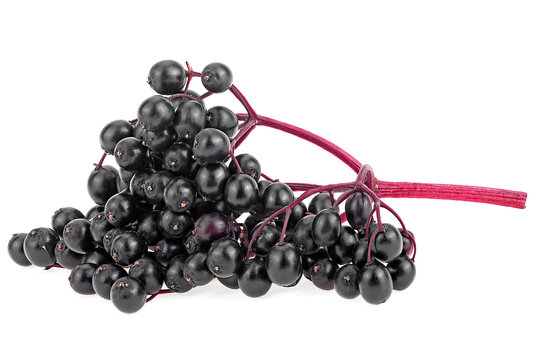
[251,222,280,257]
[82,246,113,266]
[173,100,206,142]
[359,261,393,305]
[275,201,307,234]
[201,62,233,93]
[351,239,370,270]
[218,274,240,289]
[193,212,232,244]
[129,258,164,294]
[63,219,95,254]
[183,252,214,286]
[164,255,193,293]
[157,209,193,240]
[104,191,137,227]
[119,168,135,188]
[142,127,177,152]
[111,276,147,313]
[54,240,83,269]
[89,212,114,245]
[183,234,208,254]
[195,162,230,200]
[137,211,162,246]
[291,215,319,255]
[345,192,372,231]
[190,197,228,221]
[133,120,144,138]
[400,229,415,257]
[311,258,338,290]
[224,174,259,212]
[163,142,196,176]
[88,165,119,205]
[100,120,134,154]
[387,255,416,291]
[257,180,272,197]
[312,209,341,247]
[148,60,186,95]
[284,267,303,288]
[308,193,339,214]
[114,137,149,171]
[244,215,261,234]
[103,228,124,254]
[193,128,230,163]
[154,239,187,267]
[372,224,403,263]
[92,263,128,300]
[137,96,175,132]
[144,171,173,204]
[263,182,295,215]
[334,264,360,299]
[86,205,104,220]
[229,154,261,181]
[8,233,31,266]
[237,258,271,298]
[265,243,302,287]
[206,238,243,278]
[302,249,329,280]
[327,226,359,264]
[51,207,85,237]
[206,106,238,137]
[129,169,154,199]
[69,263,97,295]
[164,177,197,213]
[110,231,147,266]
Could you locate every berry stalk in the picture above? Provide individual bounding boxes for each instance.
[93,152,108,168]
[146,289,174,303]
[246,181,357,258]
[235,113,363,173]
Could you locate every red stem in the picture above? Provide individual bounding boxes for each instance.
[196,91,213,102]
[376,180,527,209]
[93,152,108,168]
[169,93,196,100]
[146,289,174,303]
[44,263,64,270]
[246,181,356,258]
[230,151,242,173]
[237,113,363,174]
[229,85,258,119]
[278,210,292,244]
[261,173,276,182]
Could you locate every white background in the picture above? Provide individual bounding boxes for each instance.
[1,1,535,359]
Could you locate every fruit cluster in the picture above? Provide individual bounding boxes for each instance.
[7,60,527,313]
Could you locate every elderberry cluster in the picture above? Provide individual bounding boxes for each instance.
[7,60,416,313]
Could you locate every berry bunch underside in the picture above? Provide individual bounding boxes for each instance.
[7,60,527,313]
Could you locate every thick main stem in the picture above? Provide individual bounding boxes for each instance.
[376,180,527,209]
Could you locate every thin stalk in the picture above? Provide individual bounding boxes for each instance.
[246,181,356,257]
[236,113,362,173]
[146,289,174,303]
[229,85,258,119]
[93,152,108,168]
